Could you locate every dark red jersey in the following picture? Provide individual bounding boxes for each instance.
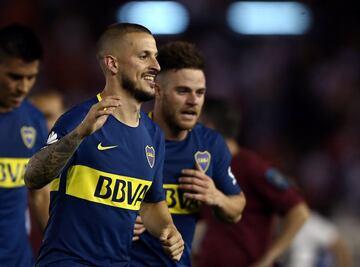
[197,148,304,267]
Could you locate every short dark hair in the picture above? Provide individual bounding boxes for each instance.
[201,97,241,140]
[96,22,152,61]
[157,41,204,71]
[0,24,43,63]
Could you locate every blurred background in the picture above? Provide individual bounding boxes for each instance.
[1,0,359,264]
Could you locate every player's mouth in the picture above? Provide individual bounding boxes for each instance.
[10,94,25,105]
[142,72,157,88]
[180,110,198,120]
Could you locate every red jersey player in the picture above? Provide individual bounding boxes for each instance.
[195,98,310,267]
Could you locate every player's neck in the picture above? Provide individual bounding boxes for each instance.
[113,105,140,127]
[0,103,16,113]
[0,107,12,113]
[165,128,188,141]
[100,88,141,127]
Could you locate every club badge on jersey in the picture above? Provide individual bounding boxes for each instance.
[20,126,36,149]
[145,145,155,168]
[194,151,211,172]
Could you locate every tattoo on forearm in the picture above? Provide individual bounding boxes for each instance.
[25,130,83,189]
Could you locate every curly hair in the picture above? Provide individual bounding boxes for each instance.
[157,41,204,71]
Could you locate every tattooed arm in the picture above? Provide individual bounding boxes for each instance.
[24,96,121,189]
[25,130,84,189]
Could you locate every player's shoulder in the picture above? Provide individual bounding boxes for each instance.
[22,99,46,120]
[193,123,225,146]
[57,97,96,126]
[141,111,164,138]
[237,148,270,168]
[21,100,48,135]
[235,148,281,182]
[238,148,264,162]
[49,96,97,138]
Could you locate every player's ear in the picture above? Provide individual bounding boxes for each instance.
[104,55,118,74]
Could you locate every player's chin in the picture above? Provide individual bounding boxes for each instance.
[178,121,197,131]
[9,97,24,108]
[142,80,156,92]
[135,87,155,102]
[142,86,155,98]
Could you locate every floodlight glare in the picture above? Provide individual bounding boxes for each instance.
[227,1,312,35]
[117,1,189,35]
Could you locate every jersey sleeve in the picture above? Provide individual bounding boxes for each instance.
[249,156,304,214]
[45,108,85,146]
[211,133,241,195]
[36,113,50,151]
[144,128,166,203]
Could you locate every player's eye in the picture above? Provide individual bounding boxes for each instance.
[8,73,23,81]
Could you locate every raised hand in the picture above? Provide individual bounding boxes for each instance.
[76,96,121,138]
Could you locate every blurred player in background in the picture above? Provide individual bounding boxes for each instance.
[131,41,245,267]
[287,211,352,267]
[30,90,66,129]
[195,98,309,267]
[28,90,65,254]
[0,23,49,266]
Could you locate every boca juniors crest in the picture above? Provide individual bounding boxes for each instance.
[194,151,211,172]
[145,145,155,168]
[21,126,36,149]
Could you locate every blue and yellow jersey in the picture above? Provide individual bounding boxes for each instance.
[131,123,241,267]
[0,100,48,266]
[37,95,165,267]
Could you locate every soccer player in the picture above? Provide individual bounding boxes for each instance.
[0,24,49,266]
[24,23,184,266]
[196,98,310,267]
[130,41,246,266]
[29,90,65,254]
[288,211,352,267]
[30,90,65,130]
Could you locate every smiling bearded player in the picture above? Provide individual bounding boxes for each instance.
[25,23,184,266]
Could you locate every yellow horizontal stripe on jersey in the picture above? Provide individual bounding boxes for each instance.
[0,158,29,188]
[66,165,152,210]
[50,178,60,192]
[164,184,200,214]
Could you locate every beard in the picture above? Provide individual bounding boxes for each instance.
[161,100,196,133]
[121,73,154,103]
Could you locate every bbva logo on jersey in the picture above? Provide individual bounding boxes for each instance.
[194,151,211,172]
[0,158,28,188]
[21,126,36,149]
[164,184,200,214]
[65,165,153,210]
[145,145,155,168]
